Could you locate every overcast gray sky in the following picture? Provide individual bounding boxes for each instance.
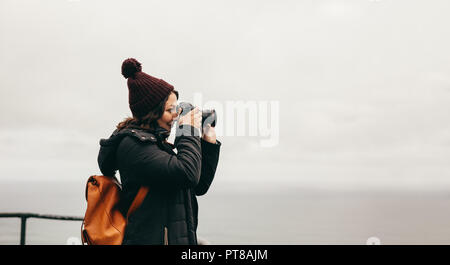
[1,0,449,190]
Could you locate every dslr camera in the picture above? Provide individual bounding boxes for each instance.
[176,102,217,128]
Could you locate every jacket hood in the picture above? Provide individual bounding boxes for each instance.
[97,125,171,177]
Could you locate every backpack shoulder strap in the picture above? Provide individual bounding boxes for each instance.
[126,186,149,219]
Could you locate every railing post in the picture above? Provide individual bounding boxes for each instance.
[20,216,27,245]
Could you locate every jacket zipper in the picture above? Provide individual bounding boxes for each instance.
[164,226,169,245]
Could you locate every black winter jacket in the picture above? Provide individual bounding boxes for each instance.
[97,124,221,245]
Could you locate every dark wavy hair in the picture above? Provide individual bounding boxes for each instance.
[117,90,179,131]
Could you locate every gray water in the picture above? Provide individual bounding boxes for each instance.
[1,180,450,245]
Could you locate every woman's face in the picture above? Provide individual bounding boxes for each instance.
[157,92,179,131]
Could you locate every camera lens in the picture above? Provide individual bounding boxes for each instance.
[202,109,216,127]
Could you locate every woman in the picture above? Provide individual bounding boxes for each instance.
[97,58,221,245]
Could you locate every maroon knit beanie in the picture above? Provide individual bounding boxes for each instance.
[121,58,174,118]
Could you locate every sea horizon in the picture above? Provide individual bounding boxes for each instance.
[1,180,450,245]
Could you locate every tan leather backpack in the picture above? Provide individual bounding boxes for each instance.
[81,175,148,245]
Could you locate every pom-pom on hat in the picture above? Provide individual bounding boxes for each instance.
[121,58,174,118]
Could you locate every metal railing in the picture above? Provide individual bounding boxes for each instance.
[0,212,83,245]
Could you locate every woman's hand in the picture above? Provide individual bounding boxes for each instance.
[178,107,202,129]
[202,124,217,144]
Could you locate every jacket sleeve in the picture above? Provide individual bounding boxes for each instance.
[195,139,221,196]
[125,125,202,189]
